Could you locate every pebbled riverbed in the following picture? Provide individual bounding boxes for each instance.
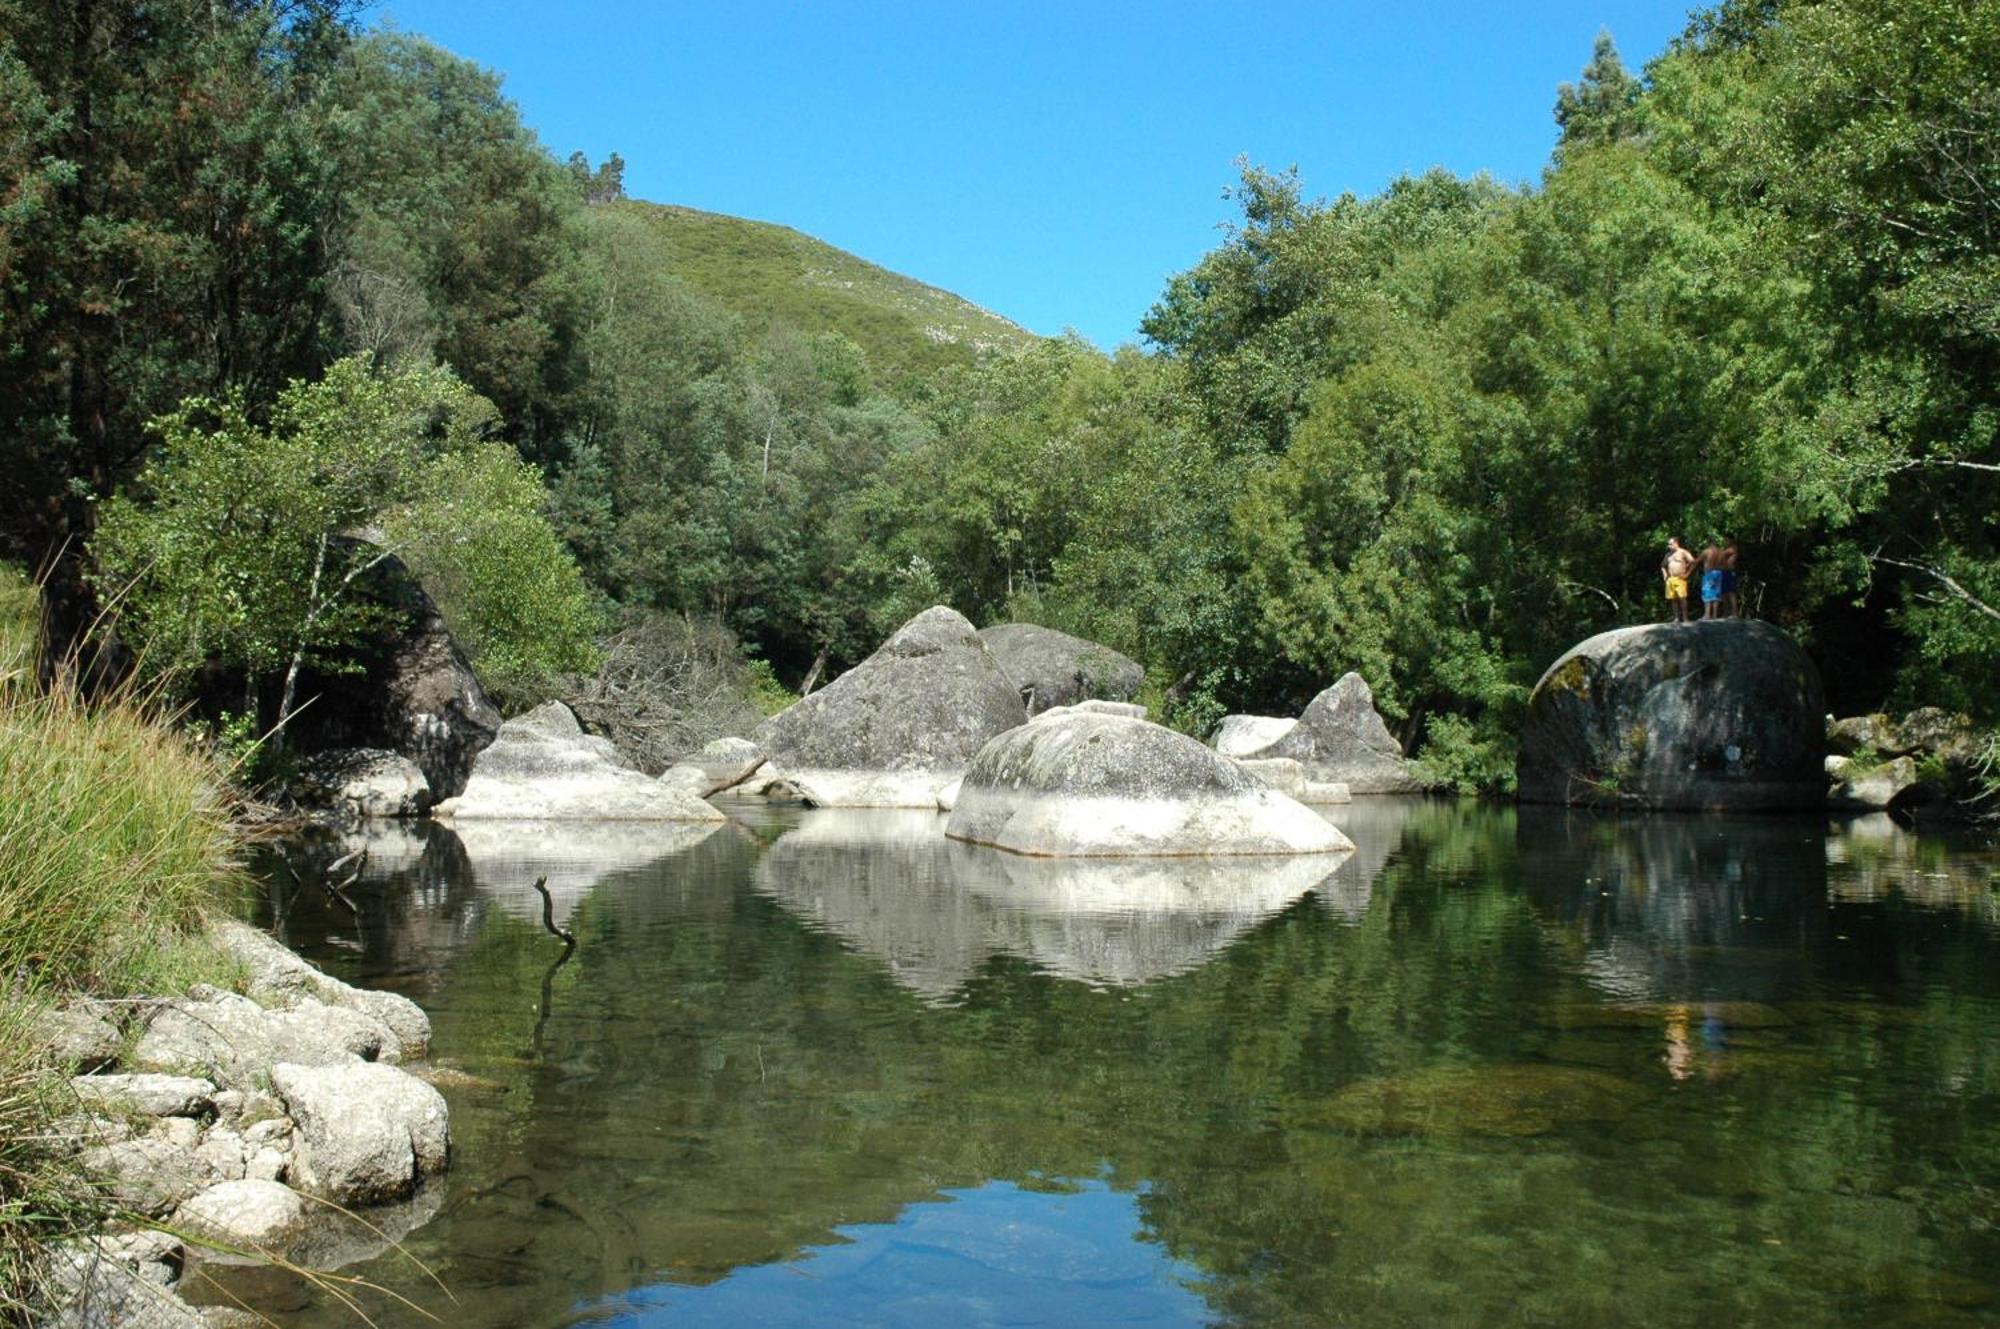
[197,800,2000,1327]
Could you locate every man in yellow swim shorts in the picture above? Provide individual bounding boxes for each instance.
[1662,535,1695,625]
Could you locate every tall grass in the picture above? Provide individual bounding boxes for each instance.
[0,564,243,1315]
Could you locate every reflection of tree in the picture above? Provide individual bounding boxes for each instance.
[231,805,2000,1329]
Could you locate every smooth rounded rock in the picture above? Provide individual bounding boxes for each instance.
[945,711,1353,857]
[1209,715,1297,759]
[433,701,725,822]
[271,1061,448,1206]
[755,607,1027,807]
[1517,620,1826,811]
[171,1180,309,1250]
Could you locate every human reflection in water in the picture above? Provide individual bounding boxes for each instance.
[1515,808,1829,1002]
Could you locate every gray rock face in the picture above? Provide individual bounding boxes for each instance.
[45,1235,205,1329]
[1030,699,1147,724]
[977,623,1145,715]
[946,711,1354,857]
[293,747,432,821]
[79,1136,218,1216]
[755,607,1029,807]
[1517,620,1827,811]
[1828,754,1923,810]
[68,1074,214,1119]
[130,990,394,1089]
[171,1179,309,1250]
[41,1004,123,1072]
[433,701,725,822]
[1244,674,1425,793]
[1209,715,1297,759]
[209,917,430,1060]
[271,1061,449,1206]
[697,736,764,783]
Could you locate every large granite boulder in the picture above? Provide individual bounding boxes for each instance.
[1517,620,1826,810]
[1241,673,1426,793]
[977,623,1145,716]
[285,552,500,799]
[271,1061,448,1206]
[292,747,432,822]
[432,701,724,822]
[945,711,1353,857]
[754,606,1029,807]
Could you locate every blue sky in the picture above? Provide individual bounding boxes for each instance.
[371,1,1695,349]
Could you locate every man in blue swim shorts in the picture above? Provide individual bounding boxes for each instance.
[1698,542,1726,620]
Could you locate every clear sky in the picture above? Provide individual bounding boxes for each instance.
[370,1,1696,350]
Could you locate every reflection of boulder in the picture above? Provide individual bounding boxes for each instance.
[946,712,1351,857]
[1518,621,1825,811]
[755,607,1028,808]
[977,622,1144,715]
[948,843,1332,987]
[1311,797,1424,921]
[1826,815,2000,919]
[1515,808,1828,1000]
[751,811,986,1003]
[446,819,725,927]
[751,812,1330,1000]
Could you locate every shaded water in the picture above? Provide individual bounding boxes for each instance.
[201,801,2000,1327]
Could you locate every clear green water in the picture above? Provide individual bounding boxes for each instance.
[200,800,2000,1327]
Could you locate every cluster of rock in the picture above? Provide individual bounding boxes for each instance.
[1207,673,1424,796]
[1825,706,1985,812]
[44,920,448,1328]
[751,607,1028,808]
[944,708,1352,857]
[1516,620,1827,811]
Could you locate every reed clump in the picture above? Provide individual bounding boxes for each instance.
[0,564,242,1317]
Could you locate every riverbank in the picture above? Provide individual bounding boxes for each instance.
[0,575,450,1325]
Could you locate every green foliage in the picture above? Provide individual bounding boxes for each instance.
[93,357,595,731]
[0,563,38,685]
[1418,712,1520,795]
[385,445,603,703]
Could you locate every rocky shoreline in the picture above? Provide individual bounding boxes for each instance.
[42,920,448,1328]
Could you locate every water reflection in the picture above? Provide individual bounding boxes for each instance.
[448,819,724,928]
[221,801,2000,1329]
[1516,809,1828,1001]
[752,809,1357,1000]
[583,1178,1212,1329]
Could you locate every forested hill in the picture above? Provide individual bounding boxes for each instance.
[624,203,1037,376]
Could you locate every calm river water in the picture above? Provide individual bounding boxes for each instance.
[200,799,2000,1327]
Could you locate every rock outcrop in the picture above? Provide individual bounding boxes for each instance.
[945,711,1354,857]
[1827,754,1924,810]
[754,606,1028,807]
[1517,620,1826,810]
[432,701,724,822]
[1239,673,1426,793]
[292,747,432,822]
[271,1061,449,1206]
[1210,715,1296,759]
[977,623,1145,715]
[1824,706,1984,813]
[286,553,500,799]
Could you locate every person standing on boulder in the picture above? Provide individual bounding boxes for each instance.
[1662,536,1696,625]
[1721,539,1742,618]
[1698,542,1727,620]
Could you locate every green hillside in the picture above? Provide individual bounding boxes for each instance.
[609,201,1039,379]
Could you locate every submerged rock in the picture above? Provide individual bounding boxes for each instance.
[977,622,1145,716]
[433,701,724,822]
[945,711,1353,857]
[1241,674,1426,793]
[1535,1000,1793,1031]
[1517,621,1826,811]
[1316,1064,1650,1137]
[755,607,1028,808]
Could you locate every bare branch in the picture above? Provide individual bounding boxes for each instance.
[1870,554,2000,626]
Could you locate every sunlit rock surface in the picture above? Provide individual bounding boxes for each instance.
[756,607,1027,807]
[1517,620,1825,811]
[435,701,725,822]
[946,712,1352,857]
[1240,674,1426,793]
